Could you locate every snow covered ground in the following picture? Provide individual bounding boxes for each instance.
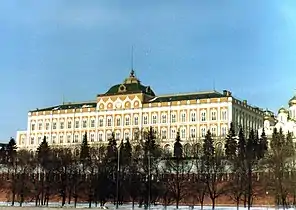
[0,202,291,210]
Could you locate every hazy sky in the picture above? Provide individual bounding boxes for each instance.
[0,0,296,141]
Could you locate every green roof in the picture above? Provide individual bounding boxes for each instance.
[100,83,156,97]
[149,91,223,103]
[30,101,96,112]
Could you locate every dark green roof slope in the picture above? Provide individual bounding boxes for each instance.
[100,83,156,96]
[149,91,223,103]
[30,101,96,112]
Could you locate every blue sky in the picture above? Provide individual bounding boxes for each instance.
[0,0,296,141]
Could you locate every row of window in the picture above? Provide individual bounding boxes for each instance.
[26,126,228,145]
[30,110,228,131]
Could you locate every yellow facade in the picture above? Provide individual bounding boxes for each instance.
[16,71,264,151]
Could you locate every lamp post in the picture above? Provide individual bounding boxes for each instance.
[266,191,269,210]
[148,150,151,210]
[116,141,122,209]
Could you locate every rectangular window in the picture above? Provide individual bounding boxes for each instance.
[143,116,148,125]
[60,122,64,129]
[67,121,72,129]
[222,110,227,120]
[162,115,167,123]
[201,128,206,137]
[90,133,95,142]
[91,119,95,128]
[38,136,42,144]
[99,119,104,127]
[201,112,206,121]
[46,122,50,130]
[115,132,120,140]
[181,128,186,139]
[74,134,79,143]
[107,118,112,126]
[171,114,176,123]
[75,121,79,129]
[125,117,130,126]
[98,133,103,141]
[134,117,139,125]
[191,112,196,122]
[190,128,196,138]
[67,135,71,143]
[53,122,57,130]
[52,136,56,144]
[83,120,87,128]
[38,123,42,130]
[171,129,176,139]
[161,130,167,139]
[181,113,186,122]
[59,135,64,144]
[152,115,157,124]
[124,132,129,140]
[211,127,216,137]
[31,124,35,131]
[221,127,227,136]
[116,118,121,126]
[30,137,34,145]
[211,111,217,121]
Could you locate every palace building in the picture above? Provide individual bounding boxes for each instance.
[16,70,265,151]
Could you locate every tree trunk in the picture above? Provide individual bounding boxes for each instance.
[211,197,215,210]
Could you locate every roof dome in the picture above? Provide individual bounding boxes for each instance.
[278,107,288,114]
[289,95,296,107]
[103,70,156,96]
[264,109,275,120]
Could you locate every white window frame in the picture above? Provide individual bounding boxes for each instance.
[98,132,103,141]
[211,126,217,137]
[181,128,186,139]
[161,129,167,139]
[99,118,104,127]
[60,121,64,129]
[190,127,196,139]
[90,119,95,128]
[201,111,206,122]
[90,133,95,142]
[74,134,79,143]
[143,115,148,125]
[181,112,186,122]
[152,115,157,124]
[115,132,121,140]
[75,120,79,129]
[171,113,176,123]
[107,117,112,127]
[191,112,196,122]
[171,128,176,139]
[125,116,130,126]
[67,121,72,129]
[82,119,88,128]
[67,135,71,143]
[211,110,217,121]
[52,122,57,130]
[59,135,64,143]
[52,135,57,144]
[45,122,50,130]
[116,117,121,126]
[201,127,206,137]
[38,122,42,130]
[161,114,167,123]
[134,116,139,125]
